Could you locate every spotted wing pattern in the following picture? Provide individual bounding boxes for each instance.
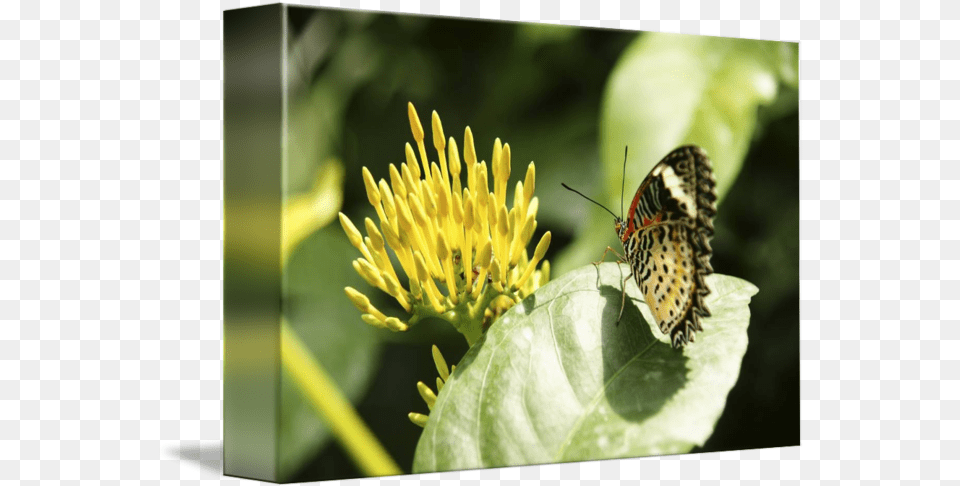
[619,145,717,348]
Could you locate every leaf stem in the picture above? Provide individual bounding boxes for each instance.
[281,319,402,477]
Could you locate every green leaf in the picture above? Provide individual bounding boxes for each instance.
[412,263,757,472]
[555,34,797,275]
[279,225,385,481]
[601,33,795,203]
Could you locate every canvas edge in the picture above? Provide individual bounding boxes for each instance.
[223,3,285,482]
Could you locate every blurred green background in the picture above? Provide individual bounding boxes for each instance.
[279,6,798,482]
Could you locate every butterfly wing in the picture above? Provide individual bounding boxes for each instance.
[624,145,717,348]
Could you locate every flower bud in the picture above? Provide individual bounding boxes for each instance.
[408,102,424,142]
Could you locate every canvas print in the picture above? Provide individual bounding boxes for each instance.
[224,4,799,483]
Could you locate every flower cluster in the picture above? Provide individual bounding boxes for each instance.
[339,103,551,347]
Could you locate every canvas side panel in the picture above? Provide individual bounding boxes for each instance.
[223,4,283,482]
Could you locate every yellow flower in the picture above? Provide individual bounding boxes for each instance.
[408,344,455,428]
[340,102,552,346]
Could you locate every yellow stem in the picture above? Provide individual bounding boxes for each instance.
[281,320,402,477]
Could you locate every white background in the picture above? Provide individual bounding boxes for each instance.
[4,0,950,483]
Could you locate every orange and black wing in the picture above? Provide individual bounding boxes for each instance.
[623,145,717,348]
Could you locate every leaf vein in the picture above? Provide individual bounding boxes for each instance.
[552,320,659,461]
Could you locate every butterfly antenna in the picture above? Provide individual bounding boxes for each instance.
[561,183,618,219]
[621,146,628,218]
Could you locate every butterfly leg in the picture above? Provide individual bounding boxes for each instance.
[616,270,633,324]
[593,246,626,266]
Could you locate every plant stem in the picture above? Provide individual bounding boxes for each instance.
[449,300,482,347]
[280,319,402,477]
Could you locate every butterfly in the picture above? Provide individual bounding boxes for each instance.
[563,145,717,348]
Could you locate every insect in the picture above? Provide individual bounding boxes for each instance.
[562,145,717,348]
